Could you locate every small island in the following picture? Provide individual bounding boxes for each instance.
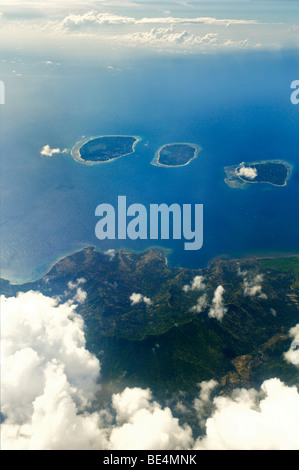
[151,143,201,167]
[224,160,293,189]
[71,135,141,165]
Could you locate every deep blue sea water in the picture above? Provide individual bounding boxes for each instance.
[1,50,299,282]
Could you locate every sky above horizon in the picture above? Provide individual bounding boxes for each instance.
[0,0,299,63]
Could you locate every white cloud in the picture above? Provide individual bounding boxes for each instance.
[183,275,206,293]
[197,379,219,403]
[194,379,218,426]
[1,291,192,451]
[104,249,116,260]
[237,163,258,180]
[191,294,208,314]
[289,24,299,33]
[2,291,298,450]
[130,292,152,306]
[137,17,260,27]
[1,6,298,54]
[59,12,261,32]
[73,287,87,304]
[67,278,86,290]
[244,274,266,298]
[51,12,262,51]
[109,387,193,450]
[124,27,218,48]
[195,378,299,450]
[60,11,136,32]
[67,278,87,304]
[112,387,152,424]
[238,269,267,299]
[284,324,299,367]
[222,38,250,49]
[1,291,104,450]
[40,145,68,157]
[208,285,227,321]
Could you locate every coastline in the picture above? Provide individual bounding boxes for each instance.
[2,243,299,286]
[224,159,294,188]
[70,135,142,165]
[3,244,172,285]
[5,244,94,286]
[151,142,202,168]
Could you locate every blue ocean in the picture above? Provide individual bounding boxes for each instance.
[1,50,299,282]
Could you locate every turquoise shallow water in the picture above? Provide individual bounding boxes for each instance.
[1,50,299,282]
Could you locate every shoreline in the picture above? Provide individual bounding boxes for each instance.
[71,135,142,165]
[235,160,293,187]
[151,142,202,168]
[224,159,294,188]
[2,244,299,286]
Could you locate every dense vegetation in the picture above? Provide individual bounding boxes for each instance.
[1,248,298,399]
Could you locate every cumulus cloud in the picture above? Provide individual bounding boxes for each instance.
[109,387,193,450]
[67,278,86,290]
[222,39,250,49]
[2,7,298,54]
[284,324,299,367]
[121,28,251,51]
[238,269,267,299]
[208,286,227,321]
[59,12,260,32]
[2,291,299,450]
[191,294,208,314]
[67,278,87,304]
[60,11,136,31]
[40,145,68,157]
[73,287,87,304]
[0,293,192,450]
[104,249,116,260]
[195,378,299,450]
[184,276,207,313]
[183,275,206,293]
[244,274,267,298]
[53,12,259,51]
[194,380,218,426]
[125,27,218,48]
[1,291,104,450]
[237,163,258,180]
[197,380,219,403]
[130,292,152,306]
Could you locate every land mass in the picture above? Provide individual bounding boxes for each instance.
[224,160,293,188]
[152,143,201,167]
[1,247,298,401]
[71,135,141,165]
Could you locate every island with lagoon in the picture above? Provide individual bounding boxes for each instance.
[224,160,293,189]
[71,135,141,165]
[151,142,201,167]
